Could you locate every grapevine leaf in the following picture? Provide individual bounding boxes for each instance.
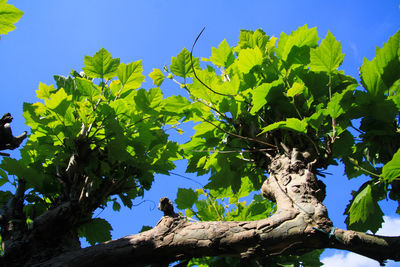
[382,148,400,183]
[310,31,344,73]
[149,68,165,86]
[0,0,23,35]
[78,218,113,246]
[170,48,199,78]
[259,118,308,134]
[175,188,198,210]
[345,184,384,233]
[117,61,145,90]
[83,48,120,79]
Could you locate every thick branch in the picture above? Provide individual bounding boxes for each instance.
[38,207,400,267]
[7,150,400,266]
[0,113,27,153]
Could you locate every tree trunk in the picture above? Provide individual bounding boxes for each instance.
[11,150,398,267]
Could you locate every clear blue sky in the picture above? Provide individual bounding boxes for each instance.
[1,0,400,265]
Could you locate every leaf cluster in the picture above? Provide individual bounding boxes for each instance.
[1,47,183,244]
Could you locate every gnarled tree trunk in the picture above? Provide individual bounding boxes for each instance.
[17,149,399,267]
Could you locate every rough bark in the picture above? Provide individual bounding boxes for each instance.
[0,113,27,156]
[15,150,399,267]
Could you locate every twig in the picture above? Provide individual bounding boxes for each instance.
[199,115,278,149]
[190,27,237,97]
[187,148,275,154]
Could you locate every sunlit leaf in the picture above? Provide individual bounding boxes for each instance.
[170,48,199,78]
[0,0,23,35]
[209,39,234,67]
[382,149,400,183]
[149,68,165,86]
[117,61,145,90]
[237,47,263,74]
[310,31,344,73]
[276,25,319,62]
[36,83,55,100]
[260,118,308,134]
[83,48,120,79]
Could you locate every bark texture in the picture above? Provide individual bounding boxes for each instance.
[15,150,399,267]
[0,113,27,156]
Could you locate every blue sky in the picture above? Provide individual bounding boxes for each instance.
[1,0,400,265]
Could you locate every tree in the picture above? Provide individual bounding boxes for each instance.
[0,2,400,266]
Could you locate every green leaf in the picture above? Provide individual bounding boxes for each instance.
[112,201,121,212]
[175,188,198,210]
[170,48,199,78]
[360,58,387,97]
[163,95,190,113]
[237,47,263,74]
[83,48,120,79]
[209,39,234,67]
[326,87,354,119]
[306,109,325,131]
[149,68,165,86]
[238,29,269,51]
[134,88,163,111]
[260,118,308,134]
[382,148,400,183]
[54,75,76,94]
[276,25,319,62]
[0,168,8,187]
[75,77,99,98]
[345,184,384,233]
[78,218,113,246]
[286,82,305,98]
[250,79,284,114]
[117,61,145,90]
[36,83,56,100]
[372,29,400,89]
[310,31,344,73]
[0,158,44,191]
[140,226,152,232]
[0,1,23,35]
[44,88,70,113]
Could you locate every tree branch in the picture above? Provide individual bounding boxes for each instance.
[35,151,400,267]
[0,113,27,152]
[37,202,400,267]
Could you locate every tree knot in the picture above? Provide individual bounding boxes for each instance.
[158,197,177,217]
